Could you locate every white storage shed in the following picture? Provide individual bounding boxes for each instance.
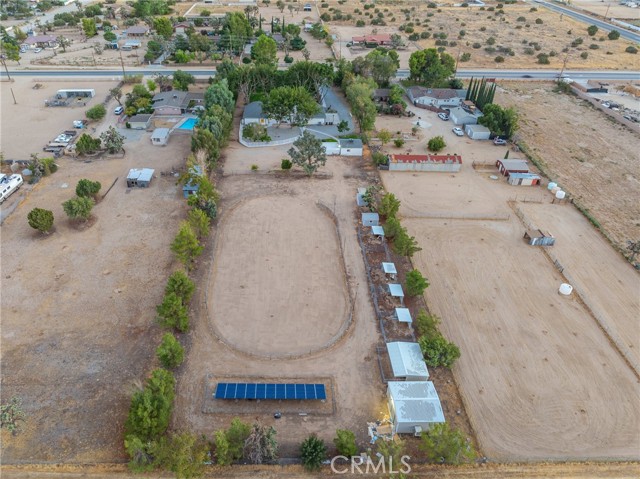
[465,124,491,140]
[386,342,429,381]
[151,128,170,146]
[362,212,379,226]
[387,381,445,434]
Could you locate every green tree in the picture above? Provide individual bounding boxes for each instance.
[85,104,106,121]
[262,86,320,127]
[414,310,440,339]
[1,397,26,435]
[421,423,476,464]
[103,31,116,42]
[110,86,123,106]
[100,126,125,154]
[82,17,97,36]
[478,104,519,139]
[226,418,251,461]
[124,434,155,472]
[171,223,203,270]
[214,430,232,465]
[428,135,446,152]
[287,131,327,176]
[27,208,54,234]
[75,134,102,155]
[300,434,326,471]
[419,335,460,368]
[174,49,194,64]
[408,48,456,86]
[405,269,429,296]
[153,432,209,479]
[378,193,400,218]
[378,129,392,146]
[186,175,219,219]
[383,216,403,239]
[156,291,190,332]
[204,79,235,112]
[393,228,422,257]
[251,34,278,66]
[244,422,278,464]
[173,70,195,91]
[146,79,157,94]
[187,209,210,239]
[153,16,173,39]
[587,25,598,36]
[124,368,175,442]
[166,270,195,303]
[337,120,349,133]
[191,129,220,167]
[75,179,101,198]
[276,0,285,12]
[62,196,94,221]
[334,429,358,457]
[57,35,71,52]
[345,79,377,132]
[608,29,620,40]
[376,436,406,472]
[156,333,185,368]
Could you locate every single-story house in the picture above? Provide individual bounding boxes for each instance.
[151,91,205,115]
[351,34,392,46]
[125,25,149,36]
[22,35,57,48]
[242,101,277,126]
[465,124,491,140]
[388,381,445,435]
[322,139,363,156]
[496,159,529,177]
[174,22,192,35]
[151,128,171,146]
[373,88,391,102]
[183,165,203,198]
[126,168,155,188]
[127,114,152,130]
[448,106,483,126]
[387,342,429,381]
[524,229,555,246]
[508,172,541,186]
[362,212,379,226]
[121,39,141,50]
[406,87,464,108]
[388,154,462,173]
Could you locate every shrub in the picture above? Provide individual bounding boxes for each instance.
[524,47,534,55]
[284,55,293,63]
[484,46,496,54]
[625,46,638,54]
[460,52,471,62]
[372,152,388,166]
[494,55,505,63]
[415,310,440,339]
[535,18,543,24]
[421,423,476,464]
[165,270,195,304]
[62,196,94,221]
[156,292,189,332]
[587,25,598,36]
[281,159,292,170]
[124,368,175,442]
[75,179,101,199]
[378,193,401,219]
[608,30,620,40]
[486,36,496,45]
[156,333,184,368]
[251,164,259,171]
[85,104,106,120]
[334,429,358,457]
[419,335,461,367]
[383,216,403,239]
[472,42,481,49]
[516,16,526,22]
[27,208,54,233]
[537,53,550,64]
[405,269,429,296]
[580,51,588,59]
[427,135,446,152]
[300,434,326,471]
[356,19,365,27]
[480,26,486,32]
[392,228,421,257]
[420,31,431,39]
[571,37,583,47]
[589,44,599,50]
[393,138,405,147]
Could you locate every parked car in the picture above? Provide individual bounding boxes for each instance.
[493,138,507,146]
[452,127,464,136]
[114,106,124,115]
[438,112,449,121]
[33,48,43,53]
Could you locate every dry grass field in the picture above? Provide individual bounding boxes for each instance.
[1,79,191,462]
[321,0,639,69]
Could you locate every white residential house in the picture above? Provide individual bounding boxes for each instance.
[406,87,465,108]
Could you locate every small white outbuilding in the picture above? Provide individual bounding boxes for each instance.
[387,381,445,435]
[386,342,429,381]
[465,124,491,140]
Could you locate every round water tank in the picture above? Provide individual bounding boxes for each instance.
[551,186,561,195]
[548,182,557,190]
[555,190,566,200]
[559,283,573,295]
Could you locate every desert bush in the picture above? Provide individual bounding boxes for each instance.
[156,333,184,368]
[27,208,54,233]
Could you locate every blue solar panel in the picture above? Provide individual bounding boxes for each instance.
[215,383,326,400]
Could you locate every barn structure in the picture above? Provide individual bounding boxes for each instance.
[508,173,541,186]
[387,342,430,381]
[388,154,462,173]
[524,229,556,246]
[387,381,445,434]
[126,168,154,188]
[496,159,529,177]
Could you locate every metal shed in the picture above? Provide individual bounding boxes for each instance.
[386,342,429,381]
[126,168,155,188]
[394,307,412,323]
[387,381,445,434]
[362,212,379,226]
[151,128,170,146]
[508,173,541,186]
[496,159,529,177]
[524,229,556,246]
[372,225,385,238]
[465,124,491,140]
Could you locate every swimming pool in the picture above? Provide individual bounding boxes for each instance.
[178,117,199,130]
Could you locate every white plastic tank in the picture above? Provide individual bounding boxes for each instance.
[555,190,566,200]
[559,283,573,295]
[548,182,557,190]
[551,186,561,195]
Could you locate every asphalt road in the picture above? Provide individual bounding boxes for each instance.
[532,0,640,43]
[2,68,640,81]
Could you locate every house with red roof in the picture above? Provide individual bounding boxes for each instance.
[388,154,462,172]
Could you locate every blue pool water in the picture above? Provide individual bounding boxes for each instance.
[178,117,198,130]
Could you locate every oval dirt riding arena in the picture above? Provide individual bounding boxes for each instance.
[208,195,350,358]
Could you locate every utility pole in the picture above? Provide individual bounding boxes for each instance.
[119,49,126,79]
[604,3,611,20]
[10,87,17,104]
[559,51,570,78]
[1,59,11,82]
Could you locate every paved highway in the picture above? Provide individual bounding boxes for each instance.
[2,68,639,81]
[532,0,640,43]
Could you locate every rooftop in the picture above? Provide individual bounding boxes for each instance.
[388,381,445,424]
[408,86,459,100]
[499,159,529,171]
[387,342,429,379]
[127,168,154,182]
[352,34,392,43]
[389,154,462,165]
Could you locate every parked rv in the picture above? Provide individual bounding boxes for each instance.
[0,174,24,203]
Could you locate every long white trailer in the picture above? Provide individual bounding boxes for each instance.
[0,174,24,203]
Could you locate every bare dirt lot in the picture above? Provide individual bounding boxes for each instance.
[497,82,640,252]
[1,80,191,463]
[379,162,640,460]
[321,0,640,70]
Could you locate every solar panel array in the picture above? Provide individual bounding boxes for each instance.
[215,383,326,400]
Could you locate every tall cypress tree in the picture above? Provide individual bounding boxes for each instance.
[465,77,474,101]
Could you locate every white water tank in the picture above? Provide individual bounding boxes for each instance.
[548,182,557,190]
[551,186,561,195]
[559,283,573,295]
[555,190,566,200]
